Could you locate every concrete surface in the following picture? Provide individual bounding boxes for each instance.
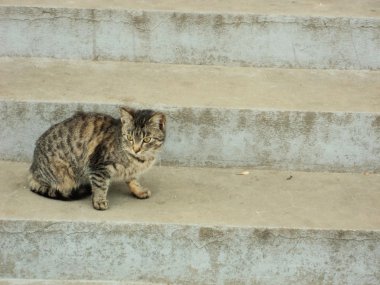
[1,58,379,172]
[1,57,380,113]
[0,280,155,285]
[1,2,379,69]
[1,0,379,17]
[0,160,379,284]
[2,101,380,172]
[1,160,380,229]
[0,280,156,285]
[1,1,379,283]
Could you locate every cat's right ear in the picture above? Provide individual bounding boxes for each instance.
[120,107,134,126]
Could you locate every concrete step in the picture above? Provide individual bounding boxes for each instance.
[1,57,379,172]
[1,0,379,69]
[0,280,155,285]
[1,160,379,284]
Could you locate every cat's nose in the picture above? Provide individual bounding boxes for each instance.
[133,145,141,154]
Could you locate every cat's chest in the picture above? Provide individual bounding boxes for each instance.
[112,159,154,179]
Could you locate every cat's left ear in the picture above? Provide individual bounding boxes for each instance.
[120,107,134,126]
[149,112,166,131]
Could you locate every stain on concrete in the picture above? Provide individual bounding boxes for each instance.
[13,102,28,121]
[195,14,207,26]
[172,108,226,127]
[198,109,217,126]
[237,109,251,129]
[302,112,317,135]
[233,15,245,28]
[170,108,197,126]
[237,115,248,130]
[248,14,270,28]
[1,102,28,128]
[35,104,74,125]
[131,12,150,31]
[171,12,189,32]
[199,126,212,139]
[199,227,224,241]
[48,104,68,123]
[371,115,380,131]
[335,230,346,239]
[252,228,273,242]
[40,8,58,18]
[0,258,16,276]
[255,112,272,128]
[213,14,226,34]
[255,112,298,136]
[279,112,292,133]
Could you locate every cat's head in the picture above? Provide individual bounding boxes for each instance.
[120,107,166,159]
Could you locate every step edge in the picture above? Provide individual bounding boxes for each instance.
[1,3,380,21]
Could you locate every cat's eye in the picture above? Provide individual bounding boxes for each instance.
[126,134,133,141]
[143,137,151,143]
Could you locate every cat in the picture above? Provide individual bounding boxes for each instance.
[28,107,166,210]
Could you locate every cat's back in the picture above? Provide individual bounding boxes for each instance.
[38,111,117,140]
[34,111,120,160]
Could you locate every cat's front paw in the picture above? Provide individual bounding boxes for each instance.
[128,180,151,199]
[92,198,109,210]
[133,188,151,199]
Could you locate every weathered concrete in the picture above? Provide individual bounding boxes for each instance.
[1,2,379,284]
[3,63,375,173]
[2,160,380,229]
[1,57,380,113]
[0,280,154,285]
[0,2,379,69]
[0,161,380,284]
[1,100,379,172]
[1,0,379,17]
[2,220,379,285]
[1,58,379,172]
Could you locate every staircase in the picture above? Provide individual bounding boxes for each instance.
[0,1,379,284]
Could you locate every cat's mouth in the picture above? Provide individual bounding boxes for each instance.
[126,149,146,162]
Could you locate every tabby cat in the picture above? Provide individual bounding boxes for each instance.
[29,107,166,210]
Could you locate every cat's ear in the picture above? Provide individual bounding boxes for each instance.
[149,112,166,131]
[119,107,134,126]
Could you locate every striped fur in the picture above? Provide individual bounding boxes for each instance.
[29,107,166,210]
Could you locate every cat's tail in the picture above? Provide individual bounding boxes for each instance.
[68,184,92,200]
[29,175,91,201]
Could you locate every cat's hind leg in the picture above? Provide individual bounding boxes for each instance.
[28,164,79,201]
[29,174,73,200]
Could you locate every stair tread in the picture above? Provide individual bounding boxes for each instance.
[0,0,379,18]
[1,57,379,113]
[1,160,379,231]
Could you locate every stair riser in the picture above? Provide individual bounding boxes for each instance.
[1,101,379,172]
[1,220,379,285]
[1,6,379,69]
